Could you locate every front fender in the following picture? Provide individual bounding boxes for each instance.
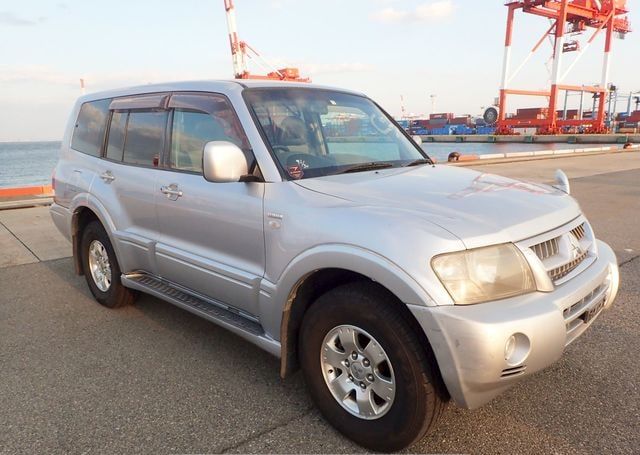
[258,243,437,341]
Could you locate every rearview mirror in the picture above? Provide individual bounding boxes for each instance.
[203,141,248,183]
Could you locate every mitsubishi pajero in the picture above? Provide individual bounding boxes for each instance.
[50,80,619,451]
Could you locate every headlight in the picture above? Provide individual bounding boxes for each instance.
[431,243,535,305]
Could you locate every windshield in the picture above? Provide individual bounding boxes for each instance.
[244,88,429,180]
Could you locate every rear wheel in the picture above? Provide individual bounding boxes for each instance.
[80,221,137,308]
[299,282,444,452]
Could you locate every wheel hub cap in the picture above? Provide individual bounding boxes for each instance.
[321,325,396,420]
[88,240,112,292]
[350,362,366,381]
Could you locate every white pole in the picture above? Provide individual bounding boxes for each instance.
[550,30,565,89]
[224,0,246,77]
[601,50,612,90]
[500,44,512,91]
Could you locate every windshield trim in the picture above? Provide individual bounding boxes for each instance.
[241,86,431,181]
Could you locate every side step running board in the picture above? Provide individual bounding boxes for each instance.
[121,273,281,357]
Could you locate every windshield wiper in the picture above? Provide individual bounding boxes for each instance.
[404,158,433,167]
[338,162,394,174]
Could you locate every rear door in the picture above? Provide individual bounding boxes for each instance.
[92,94,169,274]
[154,93,265,317]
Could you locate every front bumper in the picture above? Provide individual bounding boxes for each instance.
[410,239,619,409]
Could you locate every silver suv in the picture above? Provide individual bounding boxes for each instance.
[51,80,620,451]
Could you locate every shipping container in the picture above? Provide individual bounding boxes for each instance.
[477,126,496,135]
[515,107,549,119]
[429,113,454,120]
[450,116,473,125]
[627,111,640,121]
[412,119,430,127]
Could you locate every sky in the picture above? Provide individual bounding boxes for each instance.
[0,0,638,141]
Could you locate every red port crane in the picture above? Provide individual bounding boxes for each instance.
[223,0,310,82]
[496,0,631,134]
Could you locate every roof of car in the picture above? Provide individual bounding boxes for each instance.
[78,79,366,103]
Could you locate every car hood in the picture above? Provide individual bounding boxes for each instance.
[294,164,581,248]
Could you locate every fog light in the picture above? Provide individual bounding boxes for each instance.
[504,335,516,361]
[504,333,531,366]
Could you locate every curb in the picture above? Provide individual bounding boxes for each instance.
[0,197,54,211]
[444,145,639,165]
[0,184,53,198]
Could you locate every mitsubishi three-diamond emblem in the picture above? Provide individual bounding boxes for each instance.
[567,233,583,260]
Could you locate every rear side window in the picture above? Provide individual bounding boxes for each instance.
[71,99,111,156]
[106,111,127,161]
[123,111,166,167]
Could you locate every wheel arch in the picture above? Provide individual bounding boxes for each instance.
[70,195,118,275]
[274,246,443,394]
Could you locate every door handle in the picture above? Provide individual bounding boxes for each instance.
[160,184,183,198]
[100,171,115,182]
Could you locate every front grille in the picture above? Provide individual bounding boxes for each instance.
[564,280,609,345]
[563,284,606,320]
[526,220,593,284]
[548,250,589,281]
[571,222,586,240]
[531,237,559,260]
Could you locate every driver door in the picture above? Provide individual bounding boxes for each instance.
[154,93,265,317]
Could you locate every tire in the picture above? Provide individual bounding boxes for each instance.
[299,282,444,452]
[80,220,137,308]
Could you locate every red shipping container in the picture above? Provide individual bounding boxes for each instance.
[627,110,640,121]
[556,110,579,120]
[429,113,454,120]
[450,116,472,125]
[516,108,549,119]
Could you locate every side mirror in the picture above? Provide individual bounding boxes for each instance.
[203,141,249,183]
[411,135,423,145]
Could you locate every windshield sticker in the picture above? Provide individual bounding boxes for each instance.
[287,165,304,180]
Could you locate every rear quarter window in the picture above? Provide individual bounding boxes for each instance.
[71,99,111,156]
[122,111,166,167]
[106,111,127,161]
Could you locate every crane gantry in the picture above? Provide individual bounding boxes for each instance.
[223,0,310,82]
[495,0,631,134]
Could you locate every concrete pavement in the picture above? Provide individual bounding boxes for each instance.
[0,151,639,453]
[0,206,70,268]
[467,150,640,265]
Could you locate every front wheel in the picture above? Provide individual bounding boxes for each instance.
[299,282,445,452]
[80,221,137,308]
